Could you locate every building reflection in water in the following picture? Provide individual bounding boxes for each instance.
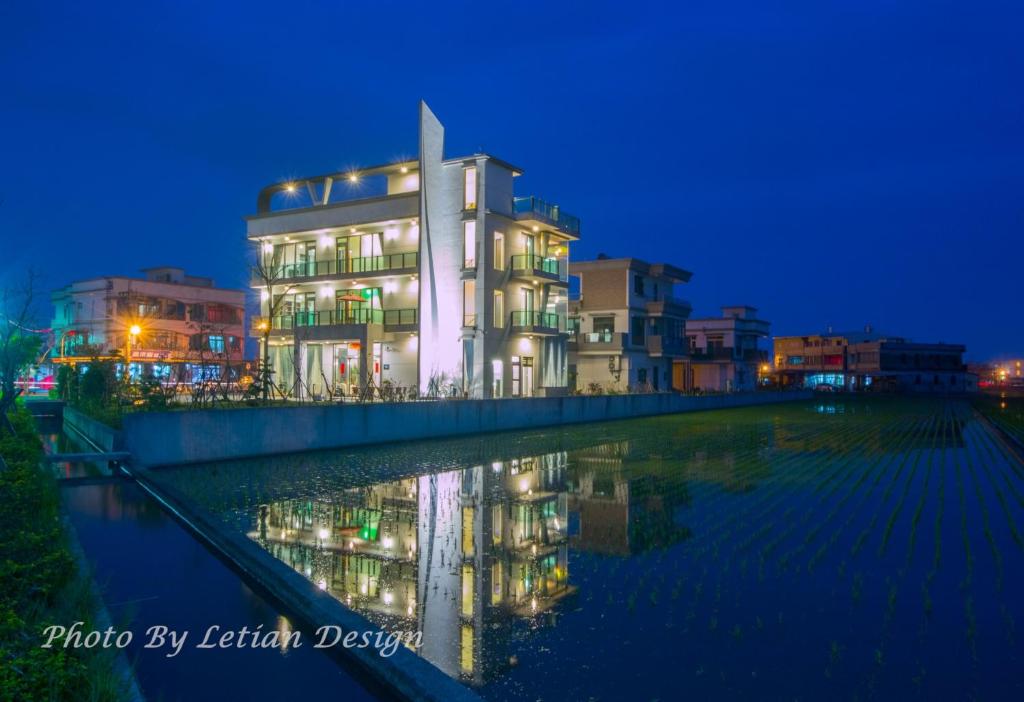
[250,450,573,683]
[566,441,693,557]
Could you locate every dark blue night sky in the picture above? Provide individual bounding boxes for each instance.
[2,0,1021,359]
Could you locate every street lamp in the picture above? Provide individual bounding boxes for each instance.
[124,324,141,382]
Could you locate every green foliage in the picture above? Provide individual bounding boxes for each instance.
[0,408,126,701]
[78,360,119,407]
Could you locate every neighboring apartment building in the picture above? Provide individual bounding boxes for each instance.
[774,328,972,393]
[682,306,770,392]
[249,102,578,399]
[568,256,691,392]
[50,267,246,383]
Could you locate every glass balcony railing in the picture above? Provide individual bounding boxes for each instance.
[271,308,384,329]
[510,254,564,279]
[513,196,581,236]
[510,311,561,329]
[254,252,418,281]
[383,308,418,326]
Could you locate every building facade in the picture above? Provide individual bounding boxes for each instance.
[682,306,770,392]
[774,329,971,393]
[567,257,691,392]
[249,103,578,400]
[50,267,246,384]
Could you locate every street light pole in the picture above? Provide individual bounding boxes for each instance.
[124,324,141,383]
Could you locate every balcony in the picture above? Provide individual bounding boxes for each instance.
[645,296,692,318]
[252,252,418,283]
[571,331,627,354]
[510,254,566,283]
[510,310,562,334]
[271,308,385,330]
[646,335,688,357]
[513,196,581,237]
[383,308,418,330]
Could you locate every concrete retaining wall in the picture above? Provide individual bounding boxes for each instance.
[124,391,810,467]
[64,406,124,452]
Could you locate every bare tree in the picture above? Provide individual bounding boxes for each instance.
[0,270,43,434]
[251,240,296,401]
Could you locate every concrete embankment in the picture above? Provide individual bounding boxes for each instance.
[63,406,124,452]
[123,390,811,467]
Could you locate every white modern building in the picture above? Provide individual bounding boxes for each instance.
[249,102,579,399]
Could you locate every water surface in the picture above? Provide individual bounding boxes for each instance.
[153,398,1024,700]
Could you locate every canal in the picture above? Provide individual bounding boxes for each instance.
[42,416,380,701]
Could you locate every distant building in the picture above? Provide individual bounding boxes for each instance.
[568,257,691,392]
[50,267,246,384]
[774,328,972,393]
[682,306,770,392]
[991,358,1024,388]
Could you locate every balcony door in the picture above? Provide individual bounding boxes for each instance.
[511,355,534,397]
[336,287,382,324]
[294,292,316,326]
[336,237,352,274]
[521,287,535,315]
[523,233,536,258]
[297,242,316,276]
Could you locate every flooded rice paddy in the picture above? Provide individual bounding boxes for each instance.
[152,397,1024,700]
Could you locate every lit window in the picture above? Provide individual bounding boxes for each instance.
[493,231,505,270]
[491,359,503,397]
[463,167,477,209]
[493,291,504,328]
[463,221,476,268]
[463,280,476,327]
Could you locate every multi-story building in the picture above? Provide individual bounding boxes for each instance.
[681,306,770,392]
[568,256,691,392]
[50,266,246,383]
[249,102,578,399]
[774,328,972,393]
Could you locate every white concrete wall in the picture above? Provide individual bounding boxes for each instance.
[122,391,811,467]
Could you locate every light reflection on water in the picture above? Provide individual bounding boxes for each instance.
[151,399,1024,701]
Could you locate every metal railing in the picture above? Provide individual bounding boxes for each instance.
[510,254,564,278]
[255,251,418,281]
[271,308,384,329]
[513,196,581,236]
[384,308,418,325]
[510,311,561,329]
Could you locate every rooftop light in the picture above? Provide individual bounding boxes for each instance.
[348,173,358,183]
[284,183,297,193]
[400,166,409,174]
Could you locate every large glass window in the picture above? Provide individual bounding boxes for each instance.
[491,359,503,397]
[493,291,503,328]
[493,232,505,270]
[463,280,476,327]
[463,221,477,268]
[463,167,477,209]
